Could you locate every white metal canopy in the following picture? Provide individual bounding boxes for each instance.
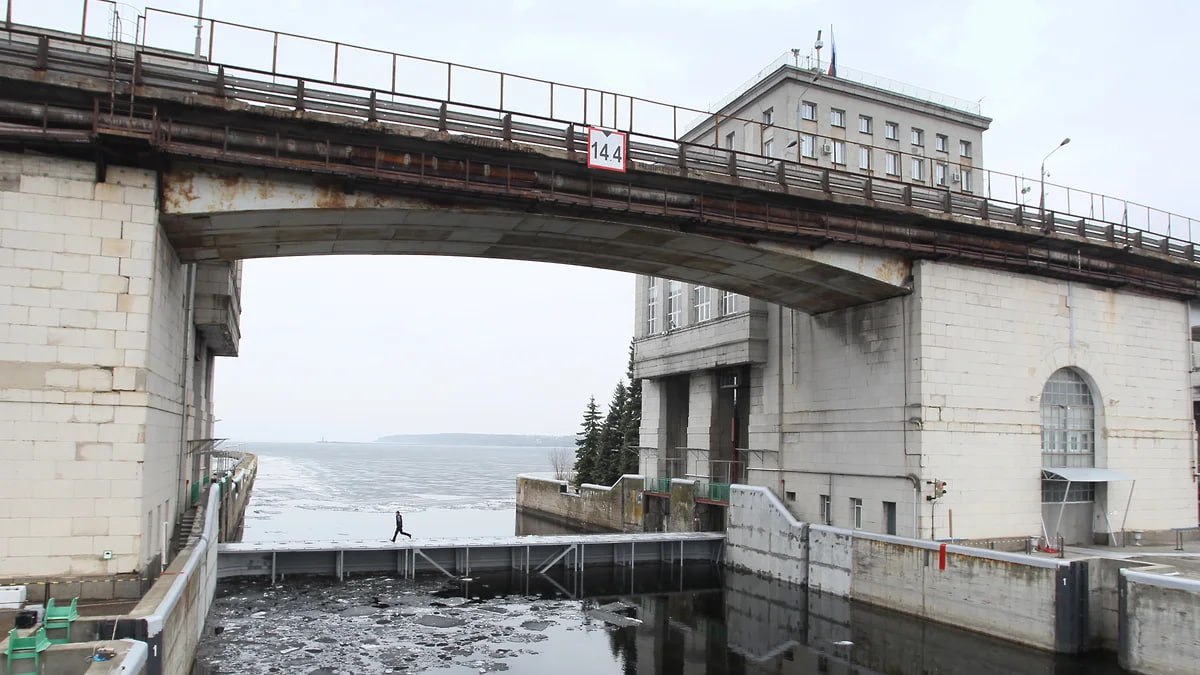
[1041,467,1133,483]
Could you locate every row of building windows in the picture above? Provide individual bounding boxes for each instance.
[804,494,896,534]
[727,129,974,189]
[646,279,739,334]
[792,102,973,157]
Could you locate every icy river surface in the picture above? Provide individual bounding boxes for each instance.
[194,441,1123,674]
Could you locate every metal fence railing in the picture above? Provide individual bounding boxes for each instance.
[3,6,1198,259]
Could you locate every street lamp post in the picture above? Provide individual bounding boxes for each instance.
[1039,137,1070,217]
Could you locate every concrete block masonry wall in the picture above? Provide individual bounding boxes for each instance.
[516,475,645,532]
[1119,570,1200,675]
[726,486,1090,653]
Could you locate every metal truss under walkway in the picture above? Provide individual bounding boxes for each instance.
[217,532,724,586]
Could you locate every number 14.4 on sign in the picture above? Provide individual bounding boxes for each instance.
[587,127,627,172]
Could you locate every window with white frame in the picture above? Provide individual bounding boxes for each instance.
[851,498,863,529]
[763,108,773,126]
[646,278,658,334]
[801,101,817,121]
[666,280,683,329]
[960,140,972,158]
[935,163,948,186]
[694,286,711,322]
[885,152,899,176]
[820,494,831,525]
[911,157,924,181]
[859,147,871,170]
[961,169,972,191]
[763,138,774,158]
[911,128,924,146]
[1041,368,1095,469]
[885,121,899,140]
[801,134,816,159]
[830,108,845,128]
[1040,368,1098,503]
[832,140,845,165]
[858,115,872,134]
[721,290,738,315]
[724,132,735,150]
[935,134,948,152]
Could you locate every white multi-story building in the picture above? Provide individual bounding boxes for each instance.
[633,54,1197,546]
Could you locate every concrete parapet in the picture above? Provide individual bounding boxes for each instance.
[516,474,644,532]
[1119,568,1200,674]
[727,485,1092,653]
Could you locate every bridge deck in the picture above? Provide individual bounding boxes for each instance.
[218,532,725,582]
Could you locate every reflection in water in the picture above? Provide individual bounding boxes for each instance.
[422,565,1122,675]
[225,442,1121,673]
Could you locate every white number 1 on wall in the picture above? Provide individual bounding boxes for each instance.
[587,127,627,173]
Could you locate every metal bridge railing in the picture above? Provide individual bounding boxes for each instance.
[2,6,1198,262]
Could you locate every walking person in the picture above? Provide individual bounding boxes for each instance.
[391,510,412,542]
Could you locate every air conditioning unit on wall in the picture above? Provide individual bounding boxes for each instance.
[821,141,833,155]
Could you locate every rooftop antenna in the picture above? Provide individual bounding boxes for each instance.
[791,48,801,67]
[814,29,824,71]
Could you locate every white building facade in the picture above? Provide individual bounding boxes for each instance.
[634,57,1197,545]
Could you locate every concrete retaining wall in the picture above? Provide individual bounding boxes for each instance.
[516,474,644,532]
[1119,569,1200,674]
[728,485,1088,653]
[725,486,808,585]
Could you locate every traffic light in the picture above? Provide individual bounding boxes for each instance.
[926,478,949,501]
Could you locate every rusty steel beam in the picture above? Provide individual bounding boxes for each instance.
[0,68,1198,301]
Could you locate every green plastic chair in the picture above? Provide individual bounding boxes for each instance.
[5,626,51,674]
[44,597,79,645]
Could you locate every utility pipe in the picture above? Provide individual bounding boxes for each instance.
[175,263,196,519]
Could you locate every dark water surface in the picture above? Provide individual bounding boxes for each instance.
[201,442,1121,674]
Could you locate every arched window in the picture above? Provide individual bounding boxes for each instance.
[1041,368,1096,503]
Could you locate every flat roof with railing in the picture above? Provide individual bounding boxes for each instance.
[706,51,984,118]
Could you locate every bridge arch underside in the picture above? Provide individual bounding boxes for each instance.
[161,168,910,314]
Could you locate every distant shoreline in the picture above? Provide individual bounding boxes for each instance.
[373,432,574,447]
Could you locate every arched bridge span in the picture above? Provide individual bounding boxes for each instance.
[160,165,911,313]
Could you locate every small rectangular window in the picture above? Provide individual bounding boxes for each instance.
[883,501,897,535]
[820,494,831,525]
[762,108,774,126]
[763,138,773,158]
[832,140,845,165]
[801,101,817,121]
[830,108,845,128]
[885,152,899,176]
[786,491,796,502]
[646,278,658,334]
[858,115,872,134]
[721,290,738,315]
[724,132,735,150]
[666,280,682,329]
[935,134,948,152]
[935,163,948,186]
[960,140,972,158]
[961,169,972,191]
[885,121,899,140]
[694,286,711,322]
[858,146,870,170]
[911,157,925,181]
[800,134,816,159]
[851,498,863,529]
[911,128,924,146]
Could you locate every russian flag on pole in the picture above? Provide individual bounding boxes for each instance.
[827,26,837,77]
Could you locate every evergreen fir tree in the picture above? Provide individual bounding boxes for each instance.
[595,382,627,485]
[573,397,602,487]
[618,340,642,476]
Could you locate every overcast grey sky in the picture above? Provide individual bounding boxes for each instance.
[16,0,1200,441]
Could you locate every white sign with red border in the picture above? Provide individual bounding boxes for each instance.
[586,126,627,172]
